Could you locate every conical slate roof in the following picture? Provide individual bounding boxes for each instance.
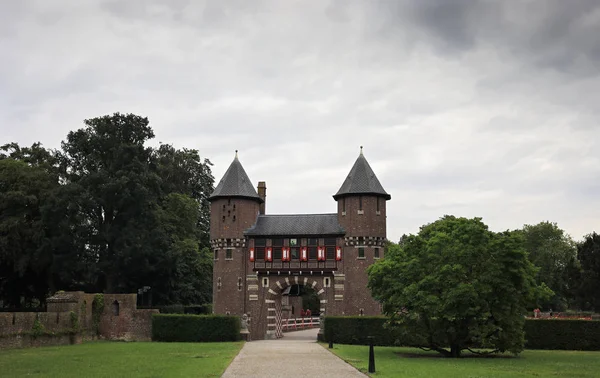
[209,153,262,202]
[333,149,391,200]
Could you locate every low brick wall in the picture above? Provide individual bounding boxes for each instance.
[0,291,157,349]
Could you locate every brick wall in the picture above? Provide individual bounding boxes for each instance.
[0,291,156,349]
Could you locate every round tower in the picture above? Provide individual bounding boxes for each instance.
[333,147,391,315]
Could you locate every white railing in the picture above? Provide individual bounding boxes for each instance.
[282,316,320,332]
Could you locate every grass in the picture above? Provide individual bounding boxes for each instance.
[0,341,244,378]
[323,343,600,377]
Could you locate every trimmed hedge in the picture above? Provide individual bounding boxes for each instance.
[323,316,600,351]
[152,314,240,342]
[322,316,413,346]
[141,304,213,315]
[525,319,600,350]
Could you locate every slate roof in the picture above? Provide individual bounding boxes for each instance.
[333,150,391,200]
[209,154,262,202]
[244,214,345,236]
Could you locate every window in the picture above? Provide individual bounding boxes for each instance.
[374,247,380,259]
[262,277,269,287]
[358,247,365,258]
[214,250,218,260]
[217,277,222,291]
[238,277,243,291]
[325,238,336,260]
[308,238,318,260]
[359,196,363,211]
[291,247,299,260]
[112,300,120,316]
[376,197,380,212]
[225,249,233,260]
[324,277,331,288]
[342,198,346,213]
[359,308,364,316]
[222,216,225,222]
[255,239,266,260]
[290,238,298,247]
[272,239,283,260]
[232,215,236,222]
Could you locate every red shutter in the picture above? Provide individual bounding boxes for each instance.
[249,248,255,262]
[336,246,342,261]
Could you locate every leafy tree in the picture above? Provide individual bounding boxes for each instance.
[577,232,600,311]
[151,193,213,305]
[368,216,550,358]
[520,222,579,311]
[55,112,162,293]
[153,144,213,249]
[0,159,56,306]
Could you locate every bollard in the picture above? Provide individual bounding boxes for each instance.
[367,336,376,373]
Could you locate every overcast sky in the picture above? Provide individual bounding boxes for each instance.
[2,0,599,242]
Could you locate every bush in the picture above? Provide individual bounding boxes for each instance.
[322,316,417,346]
[525,319,600,350]
[324,316,600,351]
[152,314,240,342]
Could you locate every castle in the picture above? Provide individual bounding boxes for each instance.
[209,148,390,340]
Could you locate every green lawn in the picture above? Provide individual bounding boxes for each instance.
[0,341,244,378]
[324,344,600,377]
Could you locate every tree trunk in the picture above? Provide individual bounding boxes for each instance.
[450,344,462,358]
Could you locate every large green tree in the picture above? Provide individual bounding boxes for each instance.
[368,216,550,358]
[0,158,56,306]
[577,232,600,311]
[520,222,579,311]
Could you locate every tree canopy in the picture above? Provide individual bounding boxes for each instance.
[519,221,579,311]
[577,232,600,311]
[0,113,214,307]
[368,215,551,358]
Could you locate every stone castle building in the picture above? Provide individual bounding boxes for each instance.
[209,148,390,340]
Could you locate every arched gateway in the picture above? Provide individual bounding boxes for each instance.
[265,276,327,339]
[208,149,390,340]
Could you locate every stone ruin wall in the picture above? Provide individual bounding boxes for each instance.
[0,291,157,349]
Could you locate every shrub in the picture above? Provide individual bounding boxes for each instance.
[324,316,600,351]
[323,316,418,346]
[152,314,240,342]
[525,319,600,350]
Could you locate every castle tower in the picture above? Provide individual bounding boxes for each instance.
[333,147,390,315]
[209,151,262,315]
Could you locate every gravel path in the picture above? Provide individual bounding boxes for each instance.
[221,328,367,378]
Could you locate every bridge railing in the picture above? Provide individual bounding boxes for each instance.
[282,316,320,332]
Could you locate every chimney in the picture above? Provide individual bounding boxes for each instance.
[257,181,266,214]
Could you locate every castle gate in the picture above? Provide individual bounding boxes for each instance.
[264,276,327,339]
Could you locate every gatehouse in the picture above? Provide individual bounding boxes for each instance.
[209,148,390,340]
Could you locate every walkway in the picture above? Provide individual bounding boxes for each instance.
[221,328,367,378]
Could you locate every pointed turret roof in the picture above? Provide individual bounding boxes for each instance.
[209,151,262,202]
[333,147,391,200]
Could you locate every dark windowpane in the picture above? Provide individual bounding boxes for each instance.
[374,248,380,258]
[326,246,335,260]
[290,238,298,247]
[291,248,299,259]
[226,249,232,259]
[376,197,380,211]
[308,247,317,260]
[272,238,284,247]
[359,196,363,210]
[256,247,265,260]
[255,239,266,247]
[324,238,336,246]
[308,238,318,246]
[274,247,282,260]
[358,247,365,258]
[214,250,218,260]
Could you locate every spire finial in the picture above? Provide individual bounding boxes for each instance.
[360,146,363,155]
[235,150,238,159]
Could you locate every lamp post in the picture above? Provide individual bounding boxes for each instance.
[367,336,376,373]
